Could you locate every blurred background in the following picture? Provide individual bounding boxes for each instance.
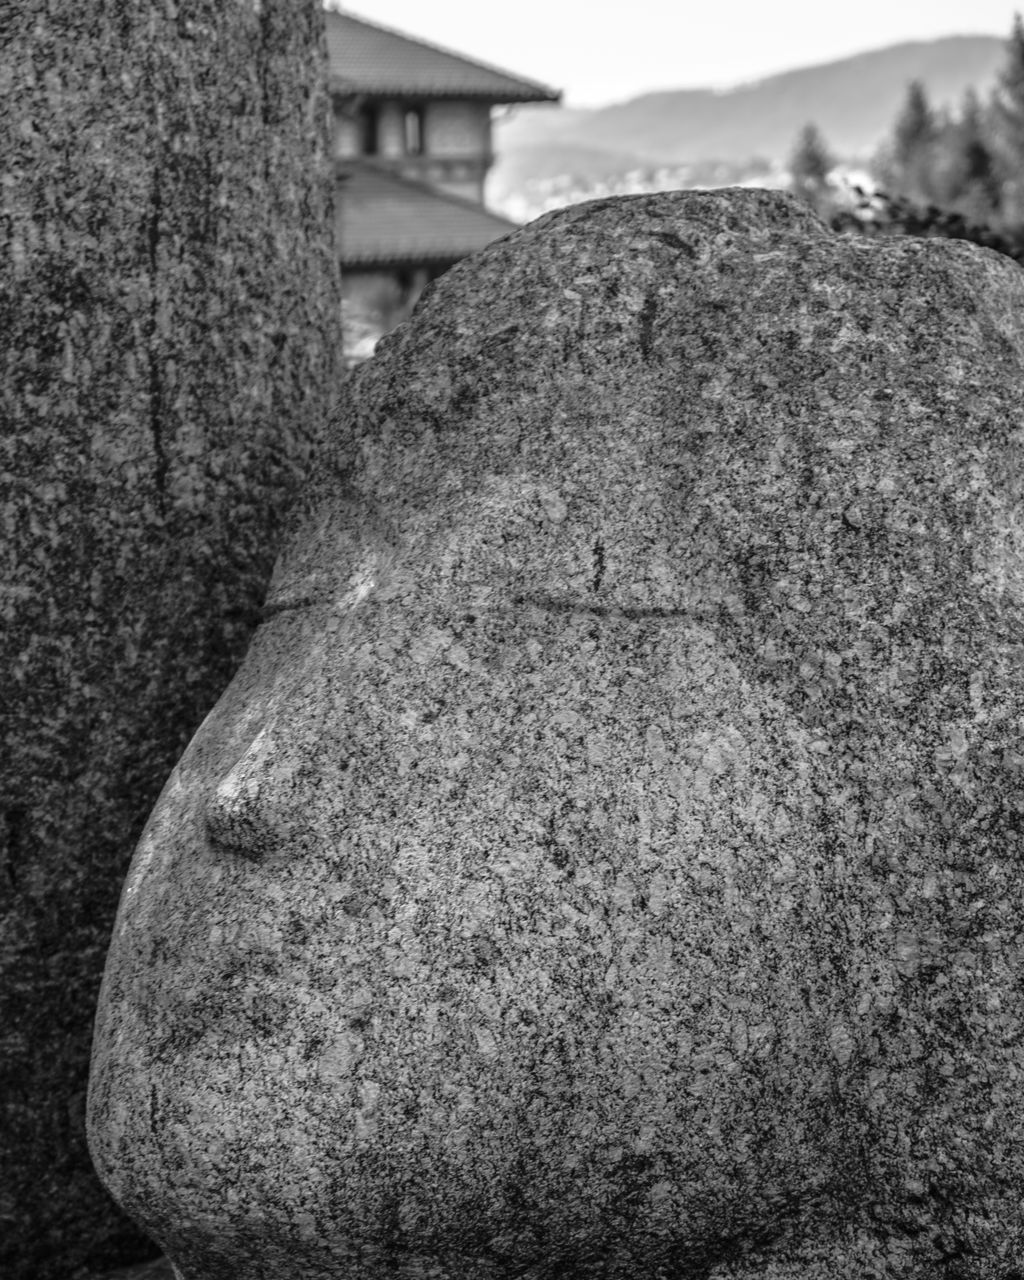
[330,0,1024,356]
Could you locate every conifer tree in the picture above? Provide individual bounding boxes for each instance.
[873,80,940,203]
[991,11,1024,225]
[789,122,835,215]
[942,89,1003,226]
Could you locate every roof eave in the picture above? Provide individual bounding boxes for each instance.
[341,251,466,267]
[329,77,562,105]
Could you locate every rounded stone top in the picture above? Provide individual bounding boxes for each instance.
[282,188,1024,621]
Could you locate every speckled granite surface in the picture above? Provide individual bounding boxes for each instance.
[82,1258,177,1280]
[88,189,1024,1278]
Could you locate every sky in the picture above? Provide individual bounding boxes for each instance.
[327,0,1022,107]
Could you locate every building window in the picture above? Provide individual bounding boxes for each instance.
[357,103,379,156]
[404,106,424,156]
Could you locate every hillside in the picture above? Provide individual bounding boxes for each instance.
[491,35,1006,204]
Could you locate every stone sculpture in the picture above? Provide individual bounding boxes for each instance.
[88,188,1024,1279]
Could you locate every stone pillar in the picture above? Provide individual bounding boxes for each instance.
[0,2,343,1276]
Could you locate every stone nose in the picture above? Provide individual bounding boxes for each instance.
[203,722,310,863]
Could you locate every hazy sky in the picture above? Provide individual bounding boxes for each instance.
[329,1,1022,107]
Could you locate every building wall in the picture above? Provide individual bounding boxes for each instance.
[334,108,361,159]
[422,101,491,200]
[333,96,499,351]
[341,264,453,363]
[414,160,486,203]
[331,100,410,160]
[332,97,493,201]
[376,100,406,158]
[425,100,491,157]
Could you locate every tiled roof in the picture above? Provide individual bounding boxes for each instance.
[336,161,520,265]
[326,10,560,103]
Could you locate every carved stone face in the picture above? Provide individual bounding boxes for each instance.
[89,189,1024,1279]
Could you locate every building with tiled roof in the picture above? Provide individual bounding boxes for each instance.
[336,162,521,266]
[326,9,560,103]
[326,8,561,358]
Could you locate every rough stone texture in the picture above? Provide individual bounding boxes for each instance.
[81,1259,175,1280]
[0,3,342,1277]
[89,188,1024,1279]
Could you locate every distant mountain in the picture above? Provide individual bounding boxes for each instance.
[491,35,1006,203]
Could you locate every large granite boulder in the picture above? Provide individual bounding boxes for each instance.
[88,189,1024,1279]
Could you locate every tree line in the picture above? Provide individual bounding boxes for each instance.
[789,12,1024,263]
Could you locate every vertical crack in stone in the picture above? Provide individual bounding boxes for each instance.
[1,806,27,892]
[591,537,606,592]
[146,162,168,503]
[639,292,658,362]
